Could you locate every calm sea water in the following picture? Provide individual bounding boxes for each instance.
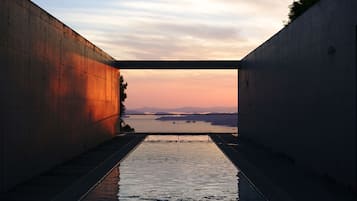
[123,115,238,133]
[83,136,265,201]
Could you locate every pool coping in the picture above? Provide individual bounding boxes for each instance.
[3,133,355,201]
[210,134,292,201]
[55,134,147,201]
[0,134,147,201]
[210,134,357,201]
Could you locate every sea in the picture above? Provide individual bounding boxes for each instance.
[123,114,238,133]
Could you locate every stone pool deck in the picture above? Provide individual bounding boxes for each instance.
[1,133,356,201]
[0,134,146,201]
[210,134,357,201]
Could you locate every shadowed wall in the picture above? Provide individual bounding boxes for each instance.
[239,0,356,191]
[0,0,119,192]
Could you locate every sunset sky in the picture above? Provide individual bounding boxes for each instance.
[32,0,293,110]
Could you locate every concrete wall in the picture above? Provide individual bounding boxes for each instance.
[0,0,119,192]
[239,0,357,191]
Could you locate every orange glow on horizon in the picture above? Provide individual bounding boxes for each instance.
[121,70,238,109]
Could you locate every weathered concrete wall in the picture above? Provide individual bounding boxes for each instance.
[0,0,119,192]
[239,0,357,191]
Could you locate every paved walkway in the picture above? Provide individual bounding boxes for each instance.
[2,134,356,201]
[0,134,146,201]
[210,134,357,201]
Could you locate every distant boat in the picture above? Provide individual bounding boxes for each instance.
[186,120,191,123]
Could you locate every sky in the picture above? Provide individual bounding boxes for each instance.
[32,0,293,110]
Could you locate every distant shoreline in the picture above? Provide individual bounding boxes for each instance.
[125,113,238,116]
[154,114,238,128]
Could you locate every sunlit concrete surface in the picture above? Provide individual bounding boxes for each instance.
[0,0,119,192]
[0,0,356,199]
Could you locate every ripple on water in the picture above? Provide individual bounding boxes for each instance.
[83,136,266,201]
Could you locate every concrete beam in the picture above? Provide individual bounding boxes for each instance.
[133,132,237,135]
[112,60,241,69]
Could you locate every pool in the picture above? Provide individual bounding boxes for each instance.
[82,135,265,201]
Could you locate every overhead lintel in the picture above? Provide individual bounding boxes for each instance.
[112,60,241,69]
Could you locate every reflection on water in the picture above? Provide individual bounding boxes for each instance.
[124,115,238,133]
[83,136,265,201]
[82,167,120,201]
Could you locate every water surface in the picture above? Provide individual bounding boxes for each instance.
[124,115,237,133]
[83,136,265,201]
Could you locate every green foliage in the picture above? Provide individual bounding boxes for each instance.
[120,75,128,117]
[121,124,135,133]
[287,0,320,24]
[118,75,135,133]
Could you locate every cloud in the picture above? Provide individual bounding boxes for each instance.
[30,0,292,108]
[32,0,293,60]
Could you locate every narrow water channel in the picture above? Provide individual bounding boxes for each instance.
[82,135,265,201]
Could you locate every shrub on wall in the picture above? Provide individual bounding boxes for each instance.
[287,0,320,24]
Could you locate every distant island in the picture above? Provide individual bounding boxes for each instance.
[126,106,237,114]
[156,113,238,127]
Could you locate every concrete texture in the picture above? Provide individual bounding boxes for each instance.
[239,0,357,191]
[82,165,120,201]
[113,60,240,69]
[211,134,357,201]
[0,0,119,192]
[0,134,146,201]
